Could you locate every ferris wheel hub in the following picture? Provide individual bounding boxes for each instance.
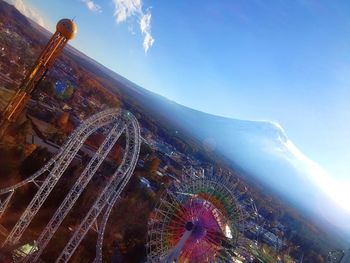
[185,221,194,231]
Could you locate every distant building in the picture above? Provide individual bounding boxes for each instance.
[137,159,145,168]
[328,250,346,263]
[139,177,151,188]
[245,221,283,250]
[261,230,283,250]
[156,171,163,177]
[13,242,38,259]
[57,111,70,128]
[62,103,72,111]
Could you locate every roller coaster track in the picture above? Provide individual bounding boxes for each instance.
[0,108,141,262]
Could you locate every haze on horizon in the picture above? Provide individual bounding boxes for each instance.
[7,0,350,240]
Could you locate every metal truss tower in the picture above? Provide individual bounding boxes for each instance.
[0,19,77,137]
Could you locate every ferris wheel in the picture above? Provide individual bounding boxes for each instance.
[147,172,255,263]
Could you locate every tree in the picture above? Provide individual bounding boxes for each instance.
[16,119,32,143]
[62,84,74,100]
[145,157,160,174]
[305,251,325,263]
[20,147,51,177]
[38,79,55,96]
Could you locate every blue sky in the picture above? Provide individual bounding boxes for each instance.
[9,0,350,216]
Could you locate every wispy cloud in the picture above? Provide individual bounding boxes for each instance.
[5,0,47,29]
[82,0,102,13]
[140,11,154,53]
[112,0,154,53]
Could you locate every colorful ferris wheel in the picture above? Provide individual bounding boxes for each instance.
[147,172,255,263]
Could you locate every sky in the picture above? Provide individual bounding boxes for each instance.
[6,0,350,225]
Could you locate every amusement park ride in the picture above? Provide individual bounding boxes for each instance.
[0,108,141,263]
[0,19,77,138]
[147,171,256,262]
[0,18,257,262]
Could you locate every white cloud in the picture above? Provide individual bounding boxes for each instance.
[113,0,141,22]
[6,0,47,29]
[83,0,102,13]
[140,11,154,53]
[112,0,154,53]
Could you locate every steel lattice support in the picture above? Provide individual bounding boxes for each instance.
[0,191,14,220]
[0,108,142,263]
[25,119,127,262]
[56,117,140,263]
[7,108,121,195]
[93,195,114,263]
[2,109,121,247]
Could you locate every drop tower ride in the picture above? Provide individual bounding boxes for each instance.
[0,19,77,137]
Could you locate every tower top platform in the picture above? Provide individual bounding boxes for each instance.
[56,19,77,40]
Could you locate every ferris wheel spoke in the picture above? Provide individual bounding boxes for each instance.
[205,232,224,247]
[192,201,207,219]
[166,224,187,231]
[147,174,257,263]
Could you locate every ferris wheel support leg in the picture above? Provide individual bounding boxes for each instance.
[161,226,193,263]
